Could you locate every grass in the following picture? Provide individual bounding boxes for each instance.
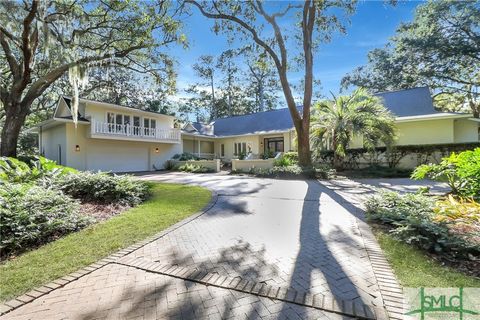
[374,229,480,287]
[0,183,211,302]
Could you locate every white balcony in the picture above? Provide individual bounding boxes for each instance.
[90,121,181,143]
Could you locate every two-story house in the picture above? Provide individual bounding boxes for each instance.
[33,97,181,172]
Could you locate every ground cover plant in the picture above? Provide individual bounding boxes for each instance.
[177,163,213,173]
[365,150,480,277]
[0,183,211,302]
[0,157,152,259]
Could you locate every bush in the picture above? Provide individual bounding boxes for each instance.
[411,148,480,199]
[172,152,199,161]
[0,156,76,183]
[365,190,479,259]
[164,160,177,171]
[244,164,335,179]
[54,172,151,206]
[177,163,213,173]
[283,152,299,164]
[0,183,91,256]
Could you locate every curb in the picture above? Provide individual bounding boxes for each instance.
[0,189,219,317]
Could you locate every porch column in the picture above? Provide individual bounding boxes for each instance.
[198,140,201,158]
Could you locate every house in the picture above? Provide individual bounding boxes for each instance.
[33,97,182,172]
[182,87,479,161]
[34,87,478,172]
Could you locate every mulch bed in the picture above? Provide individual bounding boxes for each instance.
[79,202,130,221]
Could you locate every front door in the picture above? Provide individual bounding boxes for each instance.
[264,137,284,156]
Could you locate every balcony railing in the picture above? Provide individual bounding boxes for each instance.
[91,121,180,142]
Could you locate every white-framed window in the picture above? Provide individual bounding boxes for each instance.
[143,118,157,136]
[107,112,131,133]
[220,144,225,157]
[234,142,247,156]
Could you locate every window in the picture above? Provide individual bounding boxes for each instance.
[220,144,225,157]
[264,137,284,155]
[234,142,247,156]
[143,118,156,136]
[107,112,130,133]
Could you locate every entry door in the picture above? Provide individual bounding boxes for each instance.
[265,137,284,154]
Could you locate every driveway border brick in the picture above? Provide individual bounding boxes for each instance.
[0,189,219,317]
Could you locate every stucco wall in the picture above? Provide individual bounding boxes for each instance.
[63,123,181,172]
[232,159,275,171]
[396,119,455,145]
[454,119,479,143]
[40,123,67,166]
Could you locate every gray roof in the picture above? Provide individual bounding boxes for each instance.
[375,86,439,117]
[182,87,451,138]
[212,107,302,136]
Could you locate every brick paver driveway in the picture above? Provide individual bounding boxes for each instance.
[3,173,444,320]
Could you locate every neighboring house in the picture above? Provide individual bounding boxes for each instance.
[34,87,478,172]
[32,97,181,172]
[185,87,479,161]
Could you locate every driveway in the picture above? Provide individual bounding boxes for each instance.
[2,173,445,320]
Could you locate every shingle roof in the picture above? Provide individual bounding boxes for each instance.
[375,86,439,117]
[212,107,302,136]
[183,87,454,138]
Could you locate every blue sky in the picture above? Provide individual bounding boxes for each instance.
[167,1,423,103]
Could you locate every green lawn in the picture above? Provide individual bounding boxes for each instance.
[374,229,480,287]
[0,183,211,302]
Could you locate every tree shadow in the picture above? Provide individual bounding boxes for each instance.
[278,179,376,318]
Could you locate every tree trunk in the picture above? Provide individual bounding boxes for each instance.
[296,121,312,167]
[1,100,29,157]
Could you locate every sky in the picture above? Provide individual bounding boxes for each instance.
[166,0,423,105]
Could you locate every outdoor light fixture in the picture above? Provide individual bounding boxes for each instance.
[75,145,80,152]
[155,147,160,153]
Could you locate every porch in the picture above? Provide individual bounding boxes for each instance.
[183,137,215,159]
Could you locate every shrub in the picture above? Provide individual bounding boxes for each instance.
[54,172,151,206]
[172,152,199,161]
[0,156,77,183]
[245,164,335,179]
[283,152,299,164]
[177,163,213,173]
[411,148,480,199]
[0,183,91,256]
[365,190,479,259]
[164,160,177,171]
[434,195,480,224]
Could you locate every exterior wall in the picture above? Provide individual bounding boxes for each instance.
[214,135,260,161]
[40,124,67,165]
[62,123,181,172]
[395,119,455,145]
[349,118,458,149]
[454,119,479,143]
[232,159,274,171]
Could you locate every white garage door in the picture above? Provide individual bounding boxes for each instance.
[87,143,149,172]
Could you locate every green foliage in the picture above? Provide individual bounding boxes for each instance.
[365,190,479,259]
[0,183,91,257]
[0,183,211,301]
[239,164,335,180]
[342,1,480,116]
[434,195,480,225]
[53,172,151,206]
[172,152,199,161]
[411,148,480,199]
[0,157,77,183]
[342,165,412,178]
[274,152,299,167]
[177,163,213,173]
[163,160,177,171]
[311,88,396,169]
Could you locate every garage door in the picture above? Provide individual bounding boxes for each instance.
[87,143,149,172]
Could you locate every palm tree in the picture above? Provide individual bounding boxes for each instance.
[311,88,396,170]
